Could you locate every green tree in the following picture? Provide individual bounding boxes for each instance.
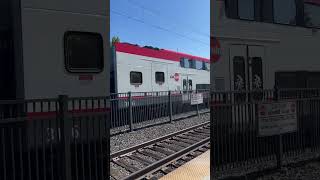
[111,36,120,46]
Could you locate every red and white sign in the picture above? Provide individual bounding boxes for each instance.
[211,36,221,62]
[258,101,297,136]
[171,73,180,81]
[191,93,204,105]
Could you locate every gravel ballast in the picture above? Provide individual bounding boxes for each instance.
[110,113,209,153]
[258,161,320,180]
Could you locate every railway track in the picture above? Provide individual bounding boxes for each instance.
[110,122,210,180]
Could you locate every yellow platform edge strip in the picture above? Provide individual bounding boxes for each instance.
[160,150,210,180]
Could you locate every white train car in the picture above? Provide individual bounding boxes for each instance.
[211,0,320,91]
[111,42,210,93]
[0,0,109,100]
[211,0,320,133]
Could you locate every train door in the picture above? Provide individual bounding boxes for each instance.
[0,31,16,100]
[0,1,16,100]
[229,45,265,96]
[182,75,189,92]
[229,45,265,127]
[152,62,168,92]
[181,75,193,92]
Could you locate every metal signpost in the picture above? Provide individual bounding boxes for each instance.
[191,93,204,117]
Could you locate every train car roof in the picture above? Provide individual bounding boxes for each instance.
[114,42,210,63]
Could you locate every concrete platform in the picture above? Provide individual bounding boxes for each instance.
[160,150,210,180]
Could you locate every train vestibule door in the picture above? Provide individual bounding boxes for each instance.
[181,75,194,92]
[229,44,265,127]
[229,45,265,92]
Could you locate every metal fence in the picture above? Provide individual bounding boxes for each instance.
[0,95,109,180]
[110,90,210,132]
[211,88,320,178]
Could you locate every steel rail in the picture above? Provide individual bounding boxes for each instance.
[122,138,210,180]
[110,121,210,159]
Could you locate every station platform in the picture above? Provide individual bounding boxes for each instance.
[160,150,210,180]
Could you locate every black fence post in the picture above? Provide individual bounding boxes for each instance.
[58,95,72,180]
[168,91,173,123]
[273,86,283,169]
[128,92,133,132]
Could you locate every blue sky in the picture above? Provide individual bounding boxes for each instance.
[110,0,210,58]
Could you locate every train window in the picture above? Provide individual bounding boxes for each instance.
[64,31,104,73]
[195,61,203,70]
[189,59,196,69]
[255,0,274,23]
[130,71,143,84]
[203,62,210,71]
[304,3,320,28]
[196,84,210,90]
[233,56,246,91]
[274,0,296,25]
[155,72,165,84]
[238,0,254,20]
[180,58,190,68]
[180,58,184,67]
[225,0,238,19]
[189,80,193,90]
[183,79,187,90]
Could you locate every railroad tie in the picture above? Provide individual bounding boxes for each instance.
[161,167,173,174]
[193,129,211,135]
[189,131,209,137]
[168,140,190,148]
[157,143,182,152]
[188,132,208,139]
[128,153,153,166]
[150,146,173,156]
[172,137,196,144]
[138,150,163,161]
[197,147,208,153]
[179,134,203,142]
[112,158,140,173]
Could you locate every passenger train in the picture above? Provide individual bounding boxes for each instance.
[111,42,210,93]
[0,0,109,101]
[211,0,320,91]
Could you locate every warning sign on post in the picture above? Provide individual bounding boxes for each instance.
[258,101,297,136]
[191,93,203,105]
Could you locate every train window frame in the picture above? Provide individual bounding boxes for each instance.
[304,2,320,28]
[180,58,190,68]
[273,0,297,25]
[195,60,203,70]
[130,71,143,85]
[183,79,187,90]
[255,0,274,23]
[188,79,193,90]
[202,62,210,71]
[224,0,320,29]
[155,71,165,84]
[64,31,104,73]
[188,59,196,69]
[238,0,255,20]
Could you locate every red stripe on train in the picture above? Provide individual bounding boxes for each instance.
[27,108,111,118]
[115,42,210,63]
[117,93,183,100]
